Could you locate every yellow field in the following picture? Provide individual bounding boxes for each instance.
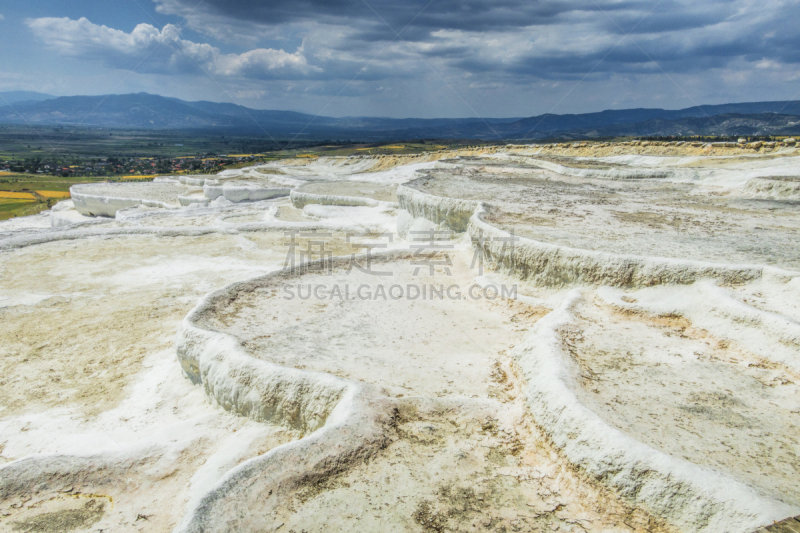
[36,190,71,198]
[296,154,319,158]
[0,191,36,199]
[381,145,406,149]
[0,171,13,176]
[227,154,265,158]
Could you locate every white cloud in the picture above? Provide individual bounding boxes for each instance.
[0,14,5,20]
[25,17,318,79]
[216,47,312,77]
[18,2,800,117]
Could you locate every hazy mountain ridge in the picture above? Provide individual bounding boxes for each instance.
[0,91,56,105]
[0,92,798,139]
[584,113,800,138]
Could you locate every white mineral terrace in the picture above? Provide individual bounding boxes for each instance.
[1,144,799,533]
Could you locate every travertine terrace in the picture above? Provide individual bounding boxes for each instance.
[1,142,799,533]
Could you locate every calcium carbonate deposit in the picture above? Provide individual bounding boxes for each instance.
[1,143,799,533]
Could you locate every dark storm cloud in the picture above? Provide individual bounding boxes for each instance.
[23,0,800,116]
[154,0,635,32]
[152,0,800,82]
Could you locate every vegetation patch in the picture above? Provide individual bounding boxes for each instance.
[35,190,71,198]
[0,191,35,199]
[0,198,45,220]
[412,501,448,532]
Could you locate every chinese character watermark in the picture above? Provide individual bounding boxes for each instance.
[284,230,333,274]
[409,229,454,276]
[346,232,394,277]
[470,231,519,276]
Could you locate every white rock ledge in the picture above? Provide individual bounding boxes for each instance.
[511,291,799,533]
[71,190,179,217]
[468,204,797,288]
[527,157,675,180]
[393,180,800,531]
[396,182,798,288]
[203,184,291,203]
[290,189,398,209]
[173,255,402,532]
[71,183,184,217]
[396,184,477,237]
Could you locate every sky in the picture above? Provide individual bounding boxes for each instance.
[0,0,799,118]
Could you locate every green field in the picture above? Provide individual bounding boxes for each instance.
[0,198,46,221]
[0,125,494,160]
[0,173,121,220]
[0,173,93,192]
[0,125,338,159]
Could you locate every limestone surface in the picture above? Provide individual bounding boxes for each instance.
[2,143,799,533]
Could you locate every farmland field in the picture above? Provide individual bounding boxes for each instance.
[0,191,35,199]
[0,174,91,219]
[0,125,345,159]
[0,198,38,219]
[35,190,71,198]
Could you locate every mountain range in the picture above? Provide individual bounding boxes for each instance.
[0,91,57,105]
[0,92,798,140]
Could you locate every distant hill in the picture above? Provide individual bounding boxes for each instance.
[0,91,56,105]
[0,93,239,129]
[0,93,522,138]
[556,113,800,139]
[0,92,799,140]
[502,101,800,136]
